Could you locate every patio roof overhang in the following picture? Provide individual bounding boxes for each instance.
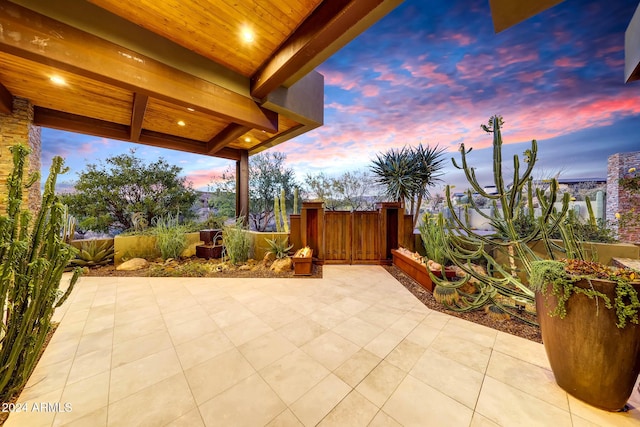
[0,0,403,160]
[626,1,640,83]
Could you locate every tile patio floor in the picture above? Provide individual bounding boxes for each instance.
[5,265,640,427]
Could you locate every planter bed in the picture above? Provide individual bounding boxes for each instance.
[391,249,434,292]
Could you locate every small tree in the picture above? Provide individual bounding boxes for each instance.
[304,170,381,211]
[61,150,198,232]
[371,144,446,226]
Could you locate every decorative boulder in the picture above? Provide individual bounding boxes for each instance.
[270,257,292,273]
[117,258,149,271]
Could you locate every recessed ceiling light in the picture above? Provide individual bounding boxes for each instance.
[187,107,195,112]
[244,137,251,142]
[177,120,186,126]
[50,76,66,85]
[241,27,254,43]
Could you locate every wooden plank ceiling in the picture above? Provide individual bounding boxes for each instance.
[0,0,403,160]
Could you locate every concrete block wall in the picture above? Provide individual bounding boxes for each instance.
[0,97,41,213]
[607,151,640,243]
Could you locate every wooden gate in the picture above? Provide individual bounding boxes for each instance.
[324,211,380,264]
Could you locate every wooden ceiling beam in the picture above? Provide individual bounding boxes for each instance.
[0,2,278,132]
[0,82,13,115]
[251,0,388,99]
[130,93,149,142]
[489,0,565,33]
[33,107,241,160]
[206,124,251,155]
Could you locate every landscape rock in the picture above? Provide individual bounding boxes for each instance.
[117,258,149,271]
[270,257,292,273]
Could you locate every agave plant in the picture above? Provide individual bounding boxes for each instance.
[264,237,293,259]
[70,239,115,267]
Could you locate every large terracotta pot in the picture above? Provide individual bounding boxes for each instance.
[536,278,640,411]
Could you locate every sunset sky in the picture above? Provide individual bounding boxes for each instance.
[44,0,640,194]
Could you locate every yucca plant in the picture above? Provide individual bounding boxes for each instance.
[70,239,115,267]
[0,145,81,402]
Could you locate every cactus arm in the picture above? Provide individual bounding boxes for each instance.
[274,195,282,232]
[280,189,289,233]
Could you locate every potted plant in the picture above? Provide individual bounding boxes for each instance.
[530,258,640,411]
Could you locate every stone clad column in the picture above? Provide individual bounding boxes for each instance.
[607,151,640,243]
[0,97,41,213]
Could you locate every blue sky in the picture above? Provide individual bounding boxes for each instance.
[45,0,640,194]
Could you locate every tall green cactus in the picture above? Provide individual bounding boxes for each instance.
[293,187,299,215]
[0,145,81,401]
[274,194,282,232]
[280,189,289,233]
[430,116,575,321]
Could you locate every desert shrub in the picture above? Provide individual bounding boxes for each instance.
[223,219,252,264]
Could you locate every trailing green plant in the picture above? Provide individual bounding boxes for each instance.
[152,212,188,260]
[69,239,115,268]
[222,218,252,264]
[0,145,82,402]
[530,259,640,328]
[264,237,293,259]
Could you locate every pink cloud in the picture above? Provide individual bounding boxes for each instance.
[361,85,380,97]
[554,57,586,68]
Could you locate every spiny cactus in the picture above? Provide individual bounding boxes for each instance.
[430,116,575,322]
[61,204,76,243]
[0,145,81,401]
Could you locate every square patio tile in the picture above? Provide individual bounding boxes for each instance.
[290,374,351,426]
[53,371,109,426]
[165,408,205,427]
[259,349,330,405]
[317,390,379,426]
[108,373,196,427]
[222,315,273,346]
[111,330,173,368]
[428,333,492,373]
[301,331,360,371]
[409,348,484,409]
[383,375,473,427]
[238,331,297,370]
[384,339,426,372]
[355,360,406,408]
[199,374,286,427]
[367,410,402,427]
[486,350,568,411]
[475,376,572,427]
[277,317,328,347]
[265,409,303,426]
[109,347,182,403]
[174,329,234,370]
[332,316,384,347]
[184,347,255,405]
[334,348,382,388]
[363,329,405,359]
